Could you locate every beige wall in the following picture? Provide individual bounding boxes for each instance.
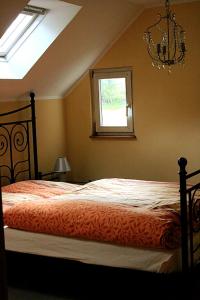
[35,99,68,174]
[0,98,67,178]
[64,1,200,183]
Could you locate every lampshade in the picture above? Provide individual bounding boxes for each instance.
[54,156,71,173]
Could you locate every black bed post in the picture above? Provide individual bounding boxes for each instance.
[178,157,189,273]
[0,173,8,300]
[30,92,39,179]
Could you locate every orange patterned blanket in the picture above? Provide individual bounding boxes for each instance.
[2,178,181,250]
[2,180,82,198]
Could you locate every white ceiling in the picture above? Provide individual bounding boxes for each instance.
[0,0,198,101]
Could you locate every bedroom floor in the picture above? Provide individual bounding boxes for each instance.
[8,286,75,300]
[7,278,200,300]
[5,252,200,300]
[7,277,200,300]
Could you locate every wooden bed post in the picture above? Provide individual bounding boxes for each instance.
[30,92,39,179]
[178,157,189,273]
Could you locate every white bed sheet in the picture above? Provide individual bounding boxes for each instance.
[4,227,181,273]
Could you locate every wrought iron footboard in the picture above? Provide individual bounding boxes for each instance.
[179,157,200,272]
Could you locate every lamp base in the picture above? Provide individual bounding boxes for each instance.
[57,173,67,182]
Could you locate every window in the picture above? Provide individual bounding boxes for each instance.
[90,67,135,137]
[0,5,46,60]
[0,0,81,79]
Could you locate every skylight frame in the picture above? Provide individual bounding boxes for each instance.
[0,0,82,80]
[0,5,47,60]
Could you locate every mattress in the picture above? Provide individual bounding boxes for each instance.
[4,226,181,273]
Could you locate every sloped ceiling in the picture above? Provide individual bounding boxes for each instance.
[0,0,197,101]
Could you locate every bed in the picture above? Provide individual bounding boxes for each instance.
[0,92,200,282]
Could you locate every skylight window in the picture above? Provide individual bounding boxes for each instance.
[0,0,81,80]
[0,5,46,59]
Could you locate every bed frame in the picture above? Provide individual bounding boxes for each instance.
[0,92,38,184]
[0,92,200,274]
[179,157,200,272]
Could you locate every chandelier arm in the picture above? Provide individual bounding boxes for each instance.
[174,23,186,62]
[147,45,167,65]
[144,14,162,33]
[171,18,183,61]
[171,23,177,61]
[176,23,186,53]
[176,21,185,33]
[166,14,170,62]
[177,52,185,64]
[147,46,159,62]
[158,50,172,65]
[157,52,167,64]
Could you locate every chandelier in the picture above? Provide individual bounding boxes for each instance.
[143,0,186,71]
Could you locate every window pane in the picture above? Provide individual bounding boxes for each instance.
[99,78,127,127]
[0,12,35,56]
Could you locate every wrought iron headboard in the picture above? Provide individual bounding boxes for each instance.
[0,92,39,184]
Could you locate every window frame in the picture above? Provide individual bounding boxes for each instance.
[0,5,46,60]
[90,66,135,138]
